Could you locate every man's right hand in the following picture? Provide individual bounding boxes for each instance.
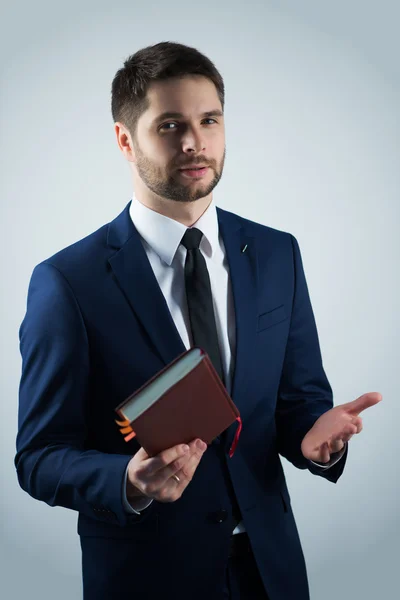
[126,438,208,504]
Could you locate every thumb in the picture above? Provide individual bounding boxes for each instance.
[343,392,382,415]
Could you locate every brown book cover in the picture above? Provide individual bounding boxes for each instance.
[115,347,242,458]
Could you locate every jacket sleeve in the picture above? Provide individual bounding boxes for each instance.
[15,261,137,526]
[275,234,348,483]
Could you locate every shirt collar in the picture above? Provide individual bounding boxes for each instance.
[129,194,220,266]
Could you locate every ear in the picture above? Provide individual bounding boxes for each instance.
[114,122,136,163]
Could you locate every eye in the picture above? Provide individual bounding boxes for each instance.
[159,119,217,132]
[159,122,178,131]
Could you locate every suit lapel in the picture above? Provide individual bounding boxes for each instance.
[107,202,187,367]
[216,209,259,449]
[216,209,258,403]
[107,202,260,442]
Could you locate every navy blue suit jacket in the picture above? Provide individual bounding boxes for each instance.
[15,201,347,600]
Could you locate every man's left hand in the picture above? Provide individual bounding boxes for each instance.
[301,392,383,463]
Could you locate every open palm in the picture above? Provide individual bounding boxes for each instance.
[301,392,382,463]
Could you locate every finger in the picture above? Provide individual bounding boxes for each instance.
[343,392,382,416]
[351,416,363,433]
[340,423,358,440]
[151,439,207,502]
[141,438,205,487]
[318,442,331,463]
[344,422,358,435]
[330,424,357,448]
[137,443,191,481]
[329,421,356,442]
[330,438,345,453]
[336,432,353,446]
[165,439,207,487]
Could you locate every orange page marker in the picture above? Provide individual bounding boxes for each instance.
[115,418,131,427]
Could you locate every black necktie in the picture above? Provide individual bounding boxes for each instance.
[180,227,242,530]
[180,228,225,385]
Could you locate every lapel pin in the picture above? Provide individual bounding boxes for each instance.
[241,244,248,253]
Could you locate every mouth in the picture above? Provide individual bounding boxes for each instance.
[178,166,209,179]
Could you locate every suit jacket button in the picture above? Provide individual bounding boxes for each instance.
[214,509,228,523]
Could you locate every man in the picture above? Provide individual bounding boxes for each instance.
[15,41,382,600]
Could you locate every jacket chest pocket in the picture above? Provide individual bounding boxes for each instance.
[257,304,288,332]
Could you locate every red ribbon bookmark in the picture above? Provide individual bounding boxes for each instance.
[228,416,242,458]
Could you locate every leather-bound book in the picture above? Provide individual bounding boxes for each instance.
[115,347,242,458]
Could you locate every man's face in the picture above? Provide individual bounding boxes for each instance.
[132,75,226,203]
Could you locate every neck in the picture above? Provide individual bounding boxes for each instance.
[133,188,213,227]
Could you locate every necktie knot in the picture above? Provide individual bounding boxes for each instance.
[180,227,203,251]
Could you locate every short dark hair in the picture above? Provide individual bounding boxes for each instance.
[111,41,225,137]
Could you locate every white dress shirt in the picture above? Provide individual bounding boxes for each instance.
[121,194,346,533]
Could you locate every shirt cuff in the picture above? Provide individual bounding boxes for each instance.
[122,464,154,513]
[309,442,347,469]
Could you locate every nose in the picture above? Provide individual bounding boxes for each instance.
[181,126,206,154]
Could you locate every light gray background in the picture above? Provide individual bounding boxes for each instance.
[1,1,398,598]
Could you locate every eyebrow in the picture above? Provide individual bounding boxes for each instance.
[152,109,224,125]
